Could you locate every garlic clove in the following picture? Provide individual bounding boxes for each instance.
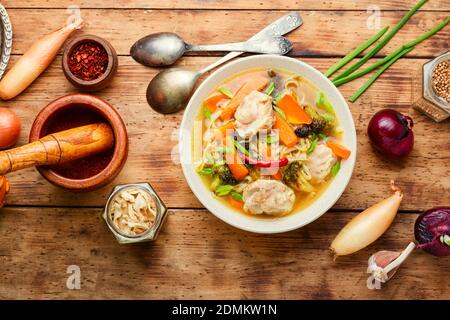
[367,242,416,284]
[367,250,401,283]
[373,250,401,268]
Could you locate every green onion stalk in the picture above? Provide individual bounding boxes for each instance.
[335,16,450,87]
[324,26,389,78]
[348,46,414,102]
[333,0,428,81]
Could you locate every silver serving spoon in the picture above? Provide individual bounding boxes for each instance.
[146,12,303,114]
[131,32,292,67]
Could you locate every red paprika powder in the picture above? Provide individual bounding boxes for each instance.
[68,41,109,81]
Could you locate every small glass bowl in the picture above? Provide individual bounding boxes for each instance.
[102,182,168,244]
[413,51,450,122]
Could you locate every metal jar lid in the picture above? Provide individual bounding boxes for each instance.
[102,182,168,244]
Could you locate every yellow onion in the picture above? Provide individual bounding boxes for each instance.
[330,181,403,257]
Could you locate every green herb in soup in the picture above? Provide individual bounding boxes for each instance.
[193,68,351,218]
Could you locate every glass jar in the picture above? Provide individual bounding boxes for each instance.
[102,182,168,244]
[413,51,450,122]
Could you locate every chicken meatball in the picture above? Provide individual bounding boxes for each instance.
[306,143,337,183]
[243,179,295,216]
[234,91,275,138]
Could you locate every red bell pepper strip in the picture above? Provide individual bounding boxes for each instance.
[237,152,289,168]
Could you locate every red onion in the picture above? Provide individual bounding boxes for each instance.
[415,207,450,257]
[367,109,414,159]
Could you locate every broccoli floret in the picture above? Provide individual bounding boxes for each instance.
[215,164,237,185]
[310,118,327,134]
[283,161,302,183]
[282,161,314,193]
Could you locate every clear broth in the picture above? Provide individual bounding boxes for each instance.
[194,68,342,218]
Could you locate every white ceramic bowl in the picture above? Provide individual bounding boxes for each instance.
[180,55,357,234]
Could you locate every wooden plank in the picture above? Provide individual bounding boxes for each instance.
[5,9,449,57]
[0,207,448,299]
[3,0,449,11]
[2,56,449,210]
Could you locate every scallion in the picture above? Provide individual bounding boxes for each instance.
[231,192,243,201]
[333,0,427,81]
[204,107,211,120]
[274,91,285,103]
[213,159,226,167]
[318,133,328,140]
[215,185,234,197]
[316,92,335,123]
[218,87,234,99]
[331,161,341,177]
[197,168,213,175]
[264,82,275,96]
[348,47,414,102]
[334,16,450,87]
[233,139,250,157]
[307,137,319,155]
[273,105,287,120]
[324,26,390,78]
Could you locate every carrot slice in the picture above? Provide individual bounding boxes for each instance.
[223,135,248,181]
[276,94,312,125]
[203,92,227,113]
[220,76,268,121]
[229,196,244,211]
[218,121,235,141]
[271,169,283,181]
[273,113,298,147]
[225,150,249,181]
[327,141,351,159]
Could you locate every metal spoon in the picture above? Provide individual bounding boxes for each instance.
[131,33,292,67]
[147,55,237,114]
[146,12,303,114]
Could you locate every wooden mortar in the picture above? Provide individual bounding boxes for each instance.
[29,94,128,191]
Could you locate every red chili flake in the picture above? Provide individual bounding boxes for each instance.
[68,41,109,81]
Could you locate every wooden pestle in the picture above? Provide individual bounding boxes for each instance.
[0,123,114,175]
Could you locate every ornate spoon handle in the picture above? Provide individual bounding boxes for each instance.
[187,36,292,55]
[199,12,302,74]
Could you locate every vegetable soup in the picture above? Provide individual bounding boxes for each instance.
[193,68,351,217]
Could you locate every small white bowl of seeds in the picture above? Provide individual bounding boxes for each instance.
[102,183,168,244]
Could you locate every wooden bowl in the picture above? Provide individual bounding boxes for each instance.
[62,35,118,92]
[29,94,128,192]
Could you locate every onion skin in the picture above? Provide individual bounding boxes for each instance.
[0,108,21,150]
[0,18,83,100]
[415,207,450,257]
[330,181,403,257]
[368,109,414,160]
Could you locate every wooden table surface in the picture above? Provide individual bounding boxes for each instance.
[0,0,449,300]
